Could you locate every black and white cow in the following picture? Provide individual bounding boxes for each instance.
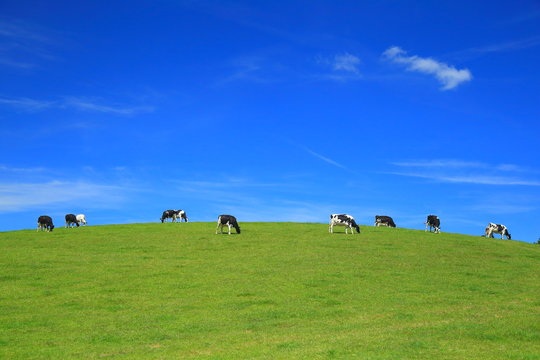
[484,223,511,240]
[160,209,176,223]
[65,214,80,228]
[76,214,87,226]
[37,215,54,232]
[425,215,441,233]
[329,214,360,234]
[374,215,396,228]
[216,215,241,234]
[160,209,188,223]
[173,210,188,222]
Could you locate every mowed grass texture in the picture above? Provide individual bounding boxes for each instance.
[1,223,539,360]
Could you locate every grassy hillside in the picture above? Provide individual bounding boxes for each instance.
[1,223,539,359]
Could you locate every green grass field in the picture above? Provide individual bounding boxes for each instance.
[1,222,539,359]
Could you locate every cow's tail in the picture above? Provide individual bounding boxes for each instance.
[233,221,241,234]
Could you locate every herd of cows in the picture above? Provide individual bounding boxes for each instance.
[35,210,513,240]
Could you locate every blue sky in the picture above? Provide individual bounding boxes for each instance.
[1,1,539,242]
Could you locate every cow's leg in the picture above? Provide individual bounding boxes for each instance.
[329,224,333,233]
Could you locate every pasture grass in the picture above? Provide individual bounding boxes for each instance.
[1,222,539,359]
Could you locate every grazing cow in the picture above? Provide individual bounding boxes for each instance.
[76,214,87,226]
[173,210,188,222]
[160,209,176,223]
[216,215,241,234]
[37,215,54,232]
[374,215,396,228]
[65,214,79,228]
[485,223,511,240]
[160,209,188,223]
[425,215,441,233]
[329,214,360,234]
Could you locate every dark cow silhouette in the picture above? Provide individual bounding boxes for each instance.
[37,215,54,232]
[425,215,441,233]
[65,214,79,228]
[374,215,396,228]
[216,215,241,234]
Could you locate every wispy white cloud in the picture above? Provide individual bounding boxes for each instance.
[448,36,540,62]
[218,58,262,84]
[467,36,540,54]
[382,46,472,90]
[332,53,361,74]
[216,55,286,86]
[0,180,129,213]
[0,165,47,173]
[0,58,35,69]
[299,146,349,171]
[0,19,51,43]
[315,53,362,82]
[0,19,57,68]
[387,172,540,186]
[177,179,285,189]
[469,202,536,215]
[392,160,484,168]
[391,160,537,173]
[388,159,540,186]
[61,97,154,115]
[0,97,54,111]
[0,96,153,115]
